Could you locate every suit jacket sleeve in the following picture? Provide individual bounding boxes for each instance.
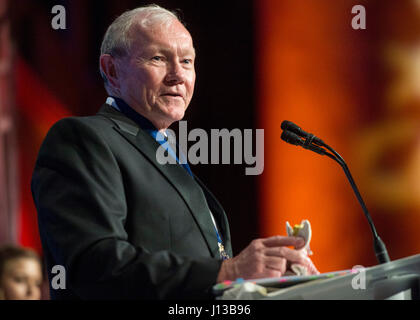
[31,117,223,299]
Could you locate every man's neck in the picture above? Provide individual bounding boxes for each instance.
[109,96,172,132]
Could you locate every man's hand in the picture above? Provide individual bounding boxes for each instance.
[217,236,319,282]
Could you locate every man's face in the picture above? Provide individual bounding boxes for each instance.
[116,18,196,130]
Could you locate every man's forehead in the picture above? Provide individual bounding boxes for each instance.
[130,18,193,44]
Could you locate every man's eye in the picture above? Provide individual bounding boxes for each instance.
[151,56,163,61]
[182,59,193,64]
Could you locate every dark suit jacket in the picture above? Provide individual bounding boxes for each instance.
[31,104,233,299]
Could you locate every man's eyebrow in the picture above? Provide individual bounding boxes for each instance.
[144,45,196,57]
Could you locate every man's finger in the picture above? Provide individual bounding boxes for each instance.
[305,257,320,275]
[294,241,307,251]
[264,246,308,266]
[263,256,287,275]
[262,235,304,248]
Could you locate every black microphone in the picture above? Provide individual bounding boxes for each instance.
[281,131,327,156]
[280,130,303,146]
[281,121,391,265]
[281,120,324,146]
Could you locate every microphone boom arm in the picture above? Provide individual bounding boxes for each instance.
[316,138,391,264]
[281,126,391,264]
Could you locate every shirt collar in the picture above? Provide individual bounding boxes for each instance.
[105,96,167,140]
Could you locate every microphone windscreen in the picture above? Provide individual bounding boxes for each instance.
[281,120,306,137]
[281,120,295,131]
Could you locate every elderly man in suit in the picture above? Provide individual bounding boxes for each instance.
[31,5,318,299]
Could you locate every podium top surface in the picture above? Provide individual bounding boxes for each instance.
[214,253,420,299]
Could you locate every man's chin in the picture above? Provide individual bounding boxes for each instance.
[171,112,185,122]
[162,105,186,122]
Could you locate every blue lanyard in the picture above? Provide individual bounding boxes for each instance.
[152,131,193,176]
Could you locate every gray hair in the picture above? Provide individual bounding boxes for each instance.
[99,4,183,94]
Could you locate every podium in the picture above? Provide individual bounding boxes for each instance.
[216,254,420,300]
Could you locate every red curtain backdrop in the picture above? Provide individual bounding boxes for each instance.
[16,58,71,254]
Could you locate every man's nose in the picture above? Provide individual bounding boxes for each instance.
[164,62,185,85]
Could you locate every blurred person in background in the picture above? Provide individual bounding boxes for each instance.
[0,244,43,300]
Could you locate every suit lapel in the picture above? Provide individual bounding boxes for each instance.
[97,104,221,258]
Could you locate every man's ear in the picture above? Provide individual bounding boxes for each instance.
[100,54,121,92]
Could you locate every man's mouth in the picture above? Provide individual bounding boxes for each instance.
[161,93,183,98]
